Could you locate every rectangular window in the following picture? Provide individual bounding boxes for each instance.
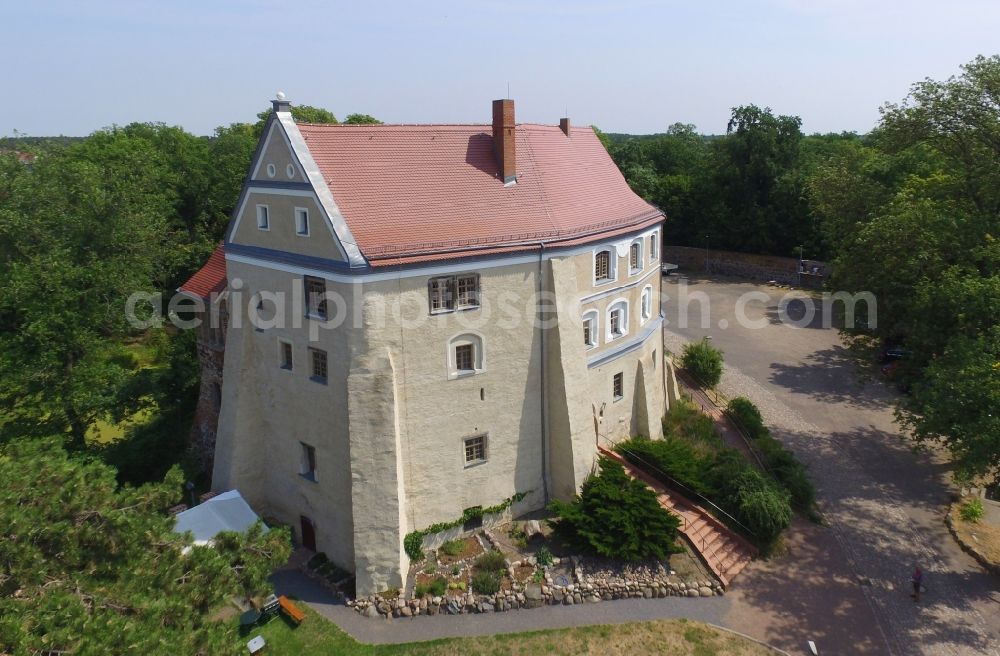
[464,435,487,465]
[652,349,657,370]
[613,372,624,400]
[455,343,474,371]
[310,348,328,383]
[280,341,293,370]
[650,233,658,261]
[304,276,327,320]
[456,275,479,308]
[429,277,453,313]
[295,208,309,236]
[300,442,317,481]
[630,243,640,270]
[256,205,269,230]
[583,321,591,346]
[610,309,622,336]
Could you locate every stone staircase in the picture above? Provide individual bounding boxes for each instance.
[598,446,756,588]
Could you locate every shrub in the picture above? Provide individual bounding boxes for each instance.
[536,545,553,567]
[474,550,507,572]
[440,539,464,557]
[451,564,460,576]
[730,469,792,546]
[753,435,814,505]
[726,397,767,440]
[548,458,683,561]
[618,436,716,497]
[403,532,424,561]
[471,571,501,595]
[415,576,448,598]
[960,497,985,523]
[681,339,724,388]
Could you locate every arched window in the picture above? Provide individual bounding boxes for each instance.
[629,239,643,274]
[594,249,613,284]
[447,333,485,378]
[606,299,629,341]
[641,285,653,323]
[582,310,599,349]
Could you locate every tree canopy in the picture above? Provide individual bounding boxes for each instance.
[0,438,291,655]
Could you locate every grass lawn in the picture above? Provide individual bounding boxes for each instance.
[248,604,777,655]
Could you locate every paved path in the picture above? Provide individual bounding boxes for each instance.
[663,275,1000,656]
[271,566,733,645]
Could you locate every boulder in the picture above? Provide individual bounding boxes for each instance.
[363,604,380,619]
[699,587,714,597]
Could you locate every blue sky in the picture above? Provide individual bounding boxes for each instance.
[5,0,999,136]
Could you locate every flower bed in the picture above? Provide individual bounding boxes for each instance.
[348,523,722,619]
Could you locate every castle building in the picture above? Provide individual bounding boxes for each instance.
[180,96,669,596]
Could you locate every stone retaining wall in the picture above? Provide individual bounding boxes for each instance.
[663,245,827,288]
[347,529,723,620]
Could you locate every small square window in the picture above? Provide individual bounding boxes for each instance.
[455,344,474,371]
[295,208,309,236]
[613,372,624,400]
[280,341,293,370]
[300,442,317,481]
[305,276,327,320]
[256,205,269,230]
[310,348,328,383]
[464,435,487,465]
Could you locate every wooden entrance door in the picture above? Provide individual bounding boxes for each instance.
[299,515,316,551]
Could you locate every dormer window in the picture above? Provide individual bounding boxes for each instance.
[256,205,270,230]
[594,248,615,284]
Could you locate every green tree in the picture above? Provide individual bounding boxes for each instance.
[0,438,291,655]
[342,113,383,125]
[823,55,1000,480]
[0,138,174,446]
[680,338,724,388]
[548,457,683,561]
[254,105,338,137]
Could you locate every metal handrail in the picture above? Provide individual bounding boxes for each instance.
[674,368,771,474]
[601,437,758,541]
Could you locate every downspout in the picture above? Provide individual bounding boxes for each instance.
[537,242,550,504]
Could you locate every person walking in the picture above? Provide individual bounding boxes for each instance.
[911,566,923,601]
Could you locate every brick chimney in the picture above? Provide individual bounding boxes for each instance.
[492,99,516,184]
[559,117,571,136]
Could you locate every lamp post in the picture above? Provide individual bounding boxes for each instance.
[798,244,804,287]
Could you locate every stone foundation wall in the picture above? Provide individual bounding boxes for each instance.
[663,245,827,289]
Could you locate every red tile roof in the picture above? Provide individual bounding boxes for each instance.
[179,243,227,298]
[297,123,662,267]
